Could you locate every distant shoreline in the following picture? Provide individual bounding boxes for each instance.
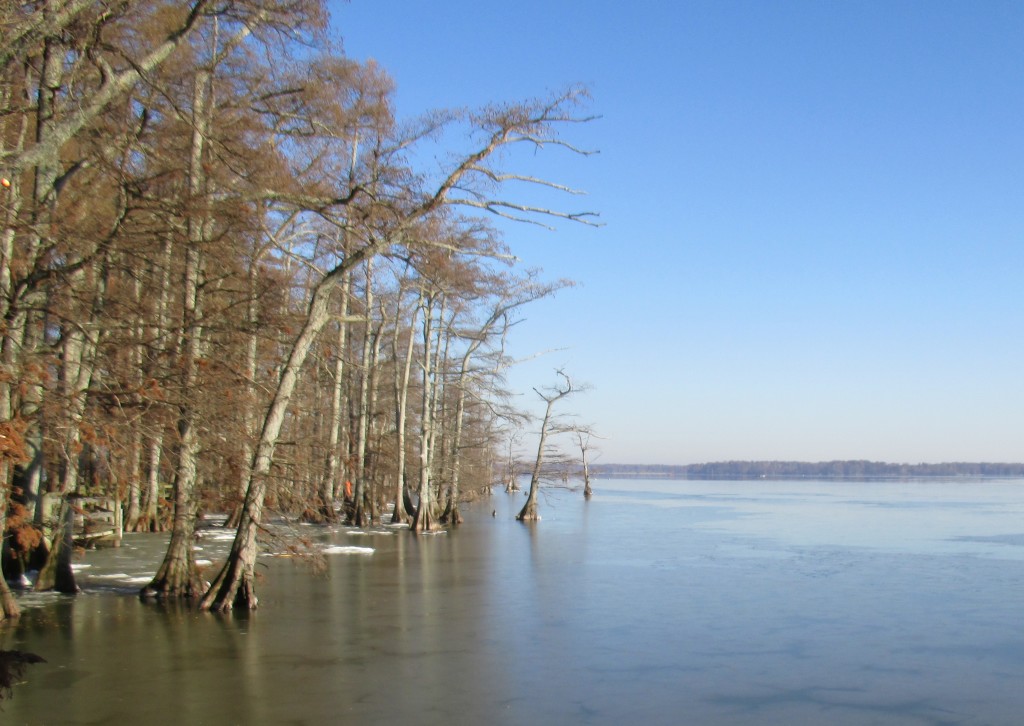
[590,461,1024,480]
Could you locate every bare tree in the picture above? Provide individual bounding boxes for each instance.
[570,426,601,499]
[517,369,577,522]
[444,273,571,524]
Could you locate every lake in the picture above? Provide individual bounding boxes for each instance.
[4,477,1024,725]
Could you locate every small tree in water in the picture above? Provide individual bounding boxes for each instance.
[571,425,600,499]
[517,370,577,522]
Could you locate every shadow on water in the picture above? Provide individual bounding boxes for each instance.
[4,479,1024,724]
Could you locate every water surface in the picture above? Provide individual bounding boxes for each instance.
[4,478,1024,725]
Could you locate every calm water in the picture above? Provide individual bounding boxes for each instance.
[4,478,1024,725]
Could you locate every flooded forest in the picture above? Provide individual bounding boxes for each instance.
[0,0,595,616]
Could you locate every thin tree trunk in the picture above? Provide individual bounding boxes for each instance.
[124,426,143,528]
[228,241,266,527]
[318,275,350,521]
[351,259,374,526]
[133,236,174,533]
[445,372,469,526]
[36,250,108,592]
[145,67,212,598]
[516,412,549,522]
[412,293,439,533]
[517,372,574,522]
[390,291,419,525]
[363,311,384,521]
[136,434,164,532]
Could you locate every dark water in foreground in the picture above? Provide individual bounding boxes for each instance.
[4,478,1024,725]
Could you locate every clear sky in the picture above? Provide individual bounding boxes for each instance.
[329,1,1024,465]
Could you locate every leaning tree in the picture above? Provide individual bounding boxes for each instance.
[517,369,579,522]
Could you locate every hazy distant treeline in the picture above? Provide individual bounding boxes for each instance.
[592,461,1024,480]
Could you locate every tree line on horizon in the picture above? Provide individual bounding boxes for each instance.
[0,0,596,616]
[591,461,1024,479]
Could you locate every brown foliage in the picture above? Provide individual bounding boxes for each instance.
[7,502,42,553]
[0,420,29,465]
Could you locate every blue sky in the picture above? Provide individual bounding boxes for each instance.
[330,1,1024,465]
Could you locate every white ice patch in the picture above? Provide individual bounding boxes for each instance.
[196,559,213,567]
[323,545,374,555]
[197,531,236,542]
[346,529,395,536]
[89,573,157,584]
[70,563,92,571]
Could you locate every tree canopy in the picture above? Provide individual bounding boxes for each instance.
[0,0,597,615]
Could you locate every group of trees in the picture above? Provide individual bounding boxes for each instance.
[0,0,595,616]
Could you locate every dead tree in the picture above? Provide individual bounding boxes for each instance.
[517,370,576,522]
[571,426,601,499]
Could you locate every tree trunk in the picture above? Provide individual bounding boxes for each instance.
[145,67,211,598]
[517,372,574,522]
[124,427,143,530]
[12,28,64,578]
[516,423,546,523]
[411,293,439,533]
[35,497,77,594]
[390,290,419,525]
[351,259,375,527]
[200,254,367,610]
[310,274,350,523]
[230,239,269,526]
[135,434,164,532]
[36,253,107,592]
[132,236,174,533]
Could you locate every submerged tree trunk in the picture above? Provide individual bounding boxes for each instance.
[35,499,76,594]
[36,251,108,593]
[351,258,375,527]
[575,428,595,500]
[200,244,383,610]
[124,427,143,530]
[144,67,211,599]
[444,373,470,526]
[411,293,440,533]
[311,273,350,523]
[131,237,174,533]
[390,290,419,525]
[517,371,574,522]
